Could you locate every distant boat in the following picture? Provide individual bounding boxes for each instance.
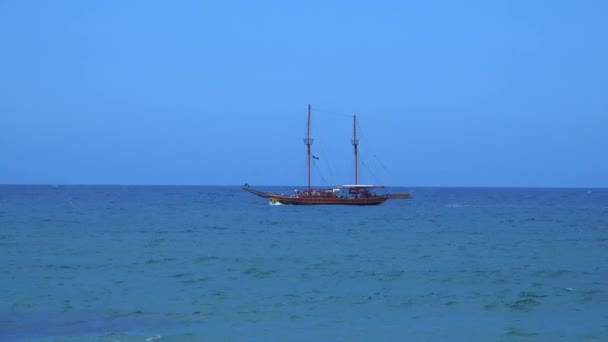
[243,104,411,205]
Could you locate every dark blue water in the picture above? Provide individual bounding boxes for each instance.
[1,185,607,341]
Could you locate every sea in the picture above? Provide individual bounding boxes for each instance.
[1,185,607,341]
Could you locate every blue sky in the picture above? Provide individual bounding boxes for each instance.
[1,0,606,187]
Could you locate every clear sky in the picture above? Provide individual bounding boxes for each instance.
[1,0,606,187]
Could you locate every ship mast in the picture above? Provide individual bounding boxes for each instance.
[304,104,313,192]
[352,114,359,185]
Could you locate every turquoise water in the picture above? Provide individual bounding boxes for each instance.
[1,185,607,341]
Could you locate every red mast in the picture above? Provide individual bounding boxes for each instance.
[352,114,359,185]
[304,104,313,192]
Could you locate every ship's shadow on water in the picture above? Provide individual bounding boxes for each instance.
[1,186,607,340]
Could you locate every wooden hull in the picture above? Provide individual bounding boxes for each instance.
[269,194,388,205]
[242,185,407,205]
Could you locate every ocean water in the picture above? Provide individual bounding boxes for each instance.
[1,185,607,341]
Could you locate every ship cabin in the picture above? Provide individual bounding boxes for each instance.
[338,185,386,199]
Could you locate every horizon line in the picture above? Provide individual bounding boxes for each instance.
[0,183,605,190]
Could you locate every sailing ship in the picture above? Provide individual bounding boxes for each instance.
[242,104,411,205]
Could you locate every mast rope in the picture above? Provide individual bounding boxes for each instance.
[356,119,393,184]
[313,160,330,187]
[372,152,392,176]
[315,140,336,185]
[359,152,383,185]
[312,107,352,118]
